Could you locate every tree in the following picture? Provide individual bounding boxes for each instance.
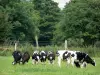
[33,0,61,45]
[0,6,12,43]
[54,0,100,46]
[0,0,42,45]
[8,1,40,42]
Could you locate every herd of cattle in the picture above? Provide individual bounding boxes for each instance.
[12,50,96,68]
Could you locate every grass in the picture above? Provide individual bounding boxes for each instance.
[0,56,100,75]
[0,45,100,57]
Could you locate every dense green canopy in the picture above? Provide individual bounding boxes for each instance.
[0,0,60,45]
[0,0,100,46]
[54,0,100,46]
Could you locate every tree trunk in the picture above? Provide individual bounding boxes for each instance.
[35,35,39,50]
[15,42,17,51]
[65,40,68,50]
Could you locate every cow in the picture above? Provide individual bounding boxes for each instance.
[63,50,77,67]
[63,51,96,68]
[32,51,40,64]
[74,51,96,68]
[57,50,96,68]
[56,50,67,67]
[47,51,55,64]
[21,51,30,64]
[12,50,22,65]
[39,51,47,63]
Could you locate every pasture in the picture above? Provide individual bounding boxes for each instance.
[0,56,100,75]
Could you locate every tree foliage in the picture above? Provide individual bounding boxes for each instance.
[0,6,12,43]
[54,0,100,46]
[33,0,61,43]
[0,0,60,45]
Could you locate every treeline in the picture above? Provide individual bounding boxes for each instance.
[54,0,100,46]
[0,0,100,47]
[0,0,60,45]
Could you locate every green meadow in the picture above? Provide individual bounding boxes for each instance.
[0,56,100,75]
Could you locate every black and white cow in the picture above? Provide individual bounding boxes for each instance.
[39,51,47,63]
[21,51,30,64]
[32,51,40,64]
[47,51,55,64]
[57,50,96,68]
[74,51,96,68]
[12,51,22,65]
[63,50,77,67]
[56,50,67,67]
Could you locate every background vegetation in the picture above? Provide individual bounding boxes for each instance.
[0,0,100,56]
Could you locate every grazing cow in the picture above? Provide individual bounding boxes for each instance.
[56,50,76,67]
[57,50,96,68]
[63,50,77,66]
[63,51,96,68]
[74,51,96,68]
[12,51,22,65]
[21,51,30,64]
[39,51,47,63]
[47,51,55,64]
[32,51,40,64]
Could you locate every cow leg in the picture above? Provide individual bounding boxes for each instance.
[71,57,75,67]
[27,60,29,62]
[22,61,25,64]
[32,60,36,64]
[74,61,80,68]
[81,62,87,68]
[50,60,53,64]
[58,56,61,67]
[12,61,16,65]
[48,60,50,64]
[52,60,54,64]
[37,60,40,64]
[18,61,20,64]
[67,58,71,66]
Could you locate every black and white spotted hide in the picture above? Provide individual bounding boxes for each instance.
[63,51,76,67]
[76,52,96,67]
[39,51,47,63]
[47,51,55,64]
[21,51,30,64]
[32,51,40,64]
[12,51,22,65]
[74,61,80,68]
[63,51,71,60]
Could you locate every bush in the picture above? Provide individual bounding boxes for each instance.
[94,41,100,48]
[67,38,84,47]
[0,43,100,57]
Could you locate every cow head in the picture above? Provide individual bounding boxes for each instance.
[84,55,96,66]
